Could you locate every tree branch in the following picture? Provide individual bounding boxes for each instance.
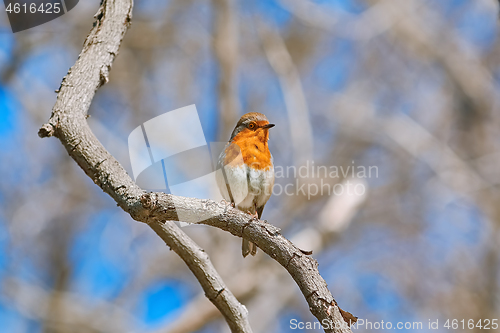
[141,193,356,331]
[38,1,251,332]
[150,221,252,333]
[38,0,356,332]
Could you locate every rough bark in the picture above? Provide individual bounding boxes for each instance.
[38,0,355,332]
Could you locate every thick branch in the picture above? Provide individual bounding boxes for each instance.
[150,221,252,333]
[38,0,356,332]
[140,193,356,332]
[38,1,251,332]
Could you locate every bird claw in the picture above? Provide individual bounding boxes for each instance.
[221,199,234,207]
[248,211,259,221]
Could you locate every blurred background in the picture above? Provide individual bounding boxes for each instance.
[1,0,500,332]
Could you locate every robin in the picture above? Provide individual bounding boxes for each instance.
[216,112,275,257]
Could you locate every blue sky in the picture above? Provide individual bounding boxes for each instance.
[0,0,499,332]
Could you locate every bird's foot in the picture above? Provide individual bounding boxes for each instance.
[248,211,259,221]
[221,199,235,208]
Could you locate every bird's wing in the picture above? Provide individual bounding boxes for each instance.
[216,144,234,203]
[216,142,246,204]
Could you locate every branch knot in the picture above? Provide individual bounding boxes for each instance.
[141,192,157,211]
[38,123,55,138]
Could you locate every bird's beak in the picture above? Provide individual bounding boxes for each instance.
[262,123,275,129]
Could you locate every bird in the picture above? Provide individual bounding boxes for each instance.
[216,112,275,257]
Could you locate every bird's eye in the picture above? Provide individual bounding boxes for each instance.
[248,122,256,129]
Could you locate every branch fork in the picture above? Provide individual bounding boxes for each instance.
[38,0,356,332]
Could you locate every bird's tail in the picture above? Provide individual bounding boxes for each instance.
[242,239,257,257]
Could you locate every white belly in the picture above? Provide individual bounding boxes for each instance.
[216,164,274,213]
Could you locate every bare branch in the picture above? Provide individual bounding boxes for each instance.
[150,221,252,333]
[38,0,355,332]
[38,1,251,332]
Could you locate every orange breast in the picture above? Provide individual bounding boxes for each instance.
[223,128,273,170]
